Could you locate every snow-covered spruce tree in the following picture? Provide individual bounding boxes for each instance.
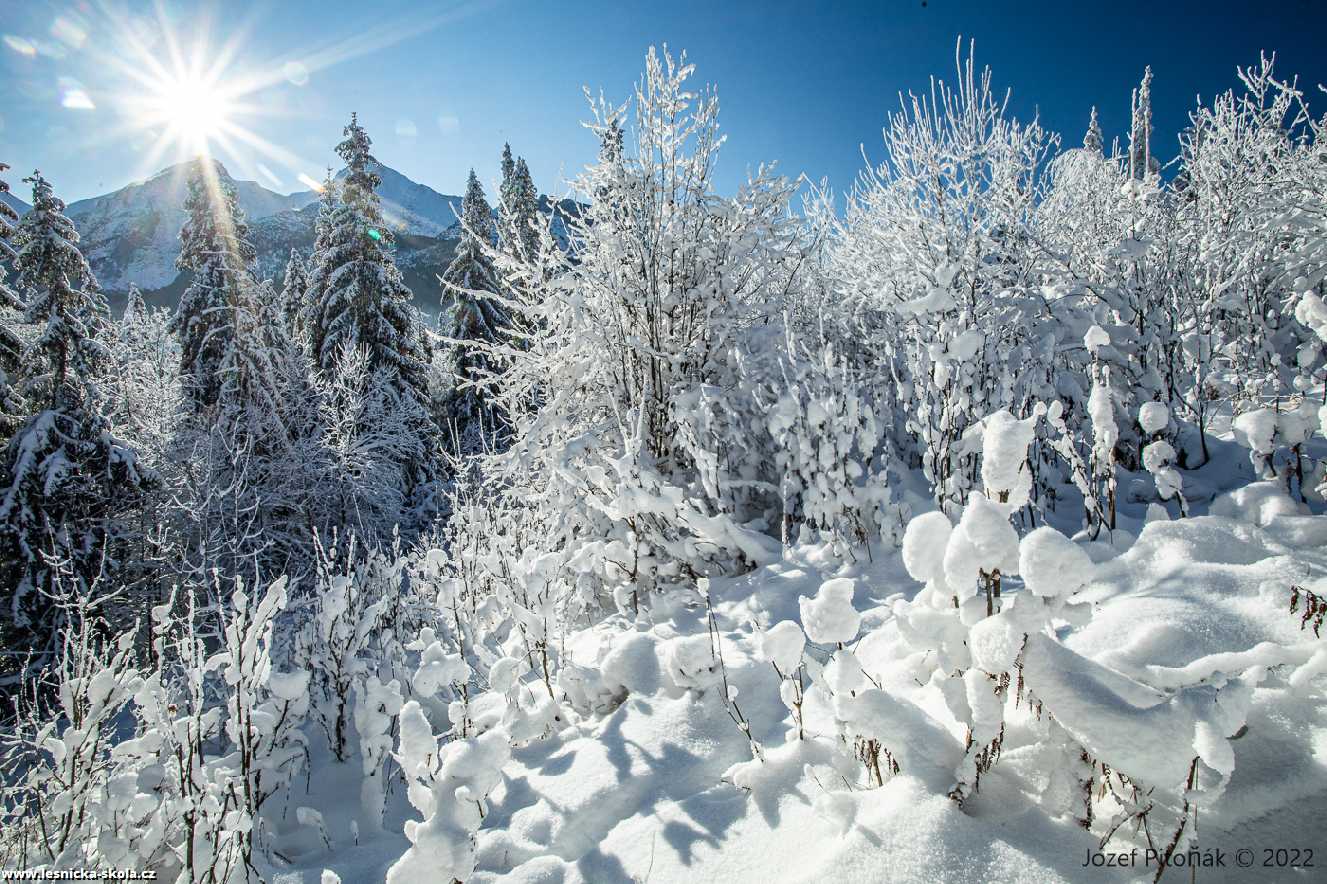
[171,161,258,415]
[497,144,541,264]
[440,169,510,455]
[306,115,438,511]
[300,172,338,341]
[0,172,152,658]
[0,161,27,440]
[508,158,541,264]
[829,42,1058,514]
[164,159,320,589]
[477,47,802,616]
[1128,66,1160,182]
[280,247,309,341]
[1083,106,1104,155]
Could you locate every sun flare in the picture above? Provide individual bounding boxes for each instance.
[136,72,235,154]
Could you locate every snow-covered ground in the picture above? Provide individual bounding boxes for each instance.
[267,465,1327,883]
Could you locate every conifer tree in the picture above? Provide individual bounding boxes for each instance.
[498,144,540,261]
[440,170,508,450]
[500,142,516,193]
[0,172,151,650]
[170,162,257,414]
[305,115,437,501]
[0,162,25,438]
[280,248,309,339]
[1084,106,1104,155]
[1129,67,1158,180]
[509,158,541,262]
[121,282,147,325]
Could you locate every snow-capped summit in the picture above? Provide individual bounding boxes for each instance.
[61,159,317,293]
[329,162,463,238]
[46,159,466,298]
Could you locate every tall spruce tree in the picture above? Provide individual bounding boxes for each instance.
[121,282,147,325]
[280,248,309,339]
[498,146,542,262]
[0,162,25,438]
[0,172,151,650]
[440,170,509,451]
[306,115,437,502]
[1129,67,1158,180]
[170,161,257,414]
[1084,106,1104,155]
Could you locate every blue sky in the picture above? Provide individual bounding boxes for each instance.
[2,0,1325,204]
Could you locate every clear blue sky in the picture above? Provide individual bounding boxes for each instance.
[2,0,1325,204]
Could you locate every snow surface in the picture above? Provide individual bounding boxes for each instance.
[266,492,1327,883]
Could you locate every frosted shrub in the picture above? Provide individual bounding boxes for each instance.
[1139,403,1188,515]
[475,46,803,613]
[767,338,901,553]
[387,702,510,884]
[0,604,143,870]
[828,42,1059,513]
[758,620,808,739]
[300,537,401,761]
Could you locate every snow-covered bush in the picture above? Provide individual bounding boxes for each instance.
[387,702,510,884]
[766,335,902,553]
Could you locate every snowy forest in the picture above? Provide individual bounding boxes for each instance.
[2,39,1327,883]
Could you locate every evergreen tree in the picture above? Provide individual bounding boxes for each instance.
[121,282,147,325]
[0,162,25,438]
[1129,67,1158,180]
[498,144,541,261]
[1083,106,1104,155]
[509,158,540,262]
[301,172,338,340]
[280,248,309,339]
[170,161,257,414]
[500,142,516,192]
[0,172,152,650]
[305,115,437,502]
[440,170,508,451]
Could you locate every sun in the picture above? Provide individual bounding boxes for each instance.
[146,74,235,150]
[134,71,237,155]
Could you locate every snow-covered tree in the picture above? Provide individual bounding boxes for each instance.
[829,42,1059,513]
[498,154,540,263]
[171,161,257,415]
[472,47,802,614]
[280,248,309,340]
[440,170,508,453]
[1083,105,1104,155]
[0,161,25,439]
[306,115,438,506]
[1128,66,1159,181]
[0,172,152,654]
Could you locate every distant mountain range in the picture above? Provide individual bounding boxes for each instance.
[2,159,576,319]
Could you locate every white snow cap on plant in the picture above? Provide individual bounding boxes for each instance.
[943,493,1020,592]
[1232,408,1277,455]
[968,614,1023,673]
[1138,401,1168,435]
[1084,324,1110,353]
[978,407,1044,508]
[664,634,723,691]
[902,511,953,584]
[758,620,806,674]
[1142,439,1176,475]
[1276,401,1317,447]
[799,578,861,645]
[1018,526,1093,598]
